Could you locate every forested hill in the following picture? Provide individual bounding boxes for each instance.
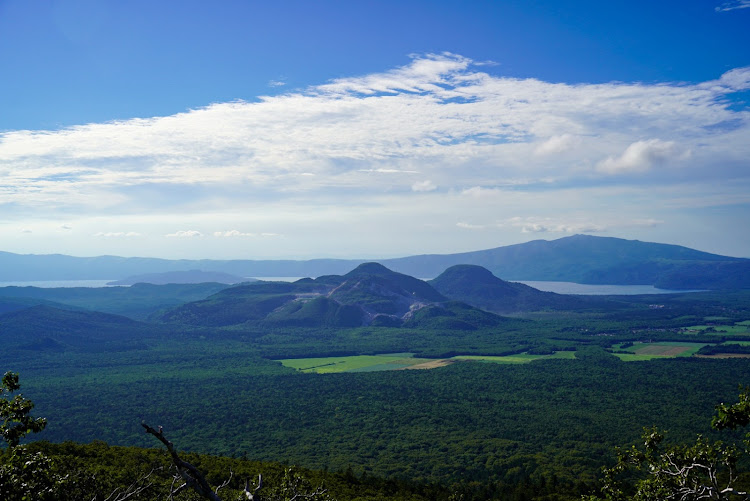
[153,262,506,330]
[1,235,748,289]
[429,264,598,314]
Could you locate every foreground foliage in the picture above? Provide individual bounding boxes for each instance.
[586,388,750,500]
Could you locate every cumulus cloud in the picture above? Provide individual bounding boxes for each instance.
[534,134,578,156]
[597,139,684,174]
[412,180,437,192]
[213,230,259,237]
[165,230,203,238]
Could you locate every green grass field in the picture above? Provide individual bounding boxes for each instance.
[279,353,434,373]
[612,342,706,361]
[683,324,750,336]
[453,351,577,364]
[279,351,577,373]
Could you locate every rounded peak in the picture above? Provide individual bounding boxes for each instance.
[345,262,393,276]
[434,264,498,281]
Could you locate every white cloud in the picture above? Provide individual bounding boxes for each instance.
[93,231,142,238]
[505,216,645,235]
[717,67,750,91]
[521,223,550,233]
[456,222,485,230]
[165,230,203,238]
[59,224,73,230]
[412,180,437,192]
[1,55,747,212]
[715,0,750,12]
[214,230,256,237]
[268,79,286,87]
[597,139,684,174]
[0,54,748,258]
[534,134,578,156]
[460,186,505,198]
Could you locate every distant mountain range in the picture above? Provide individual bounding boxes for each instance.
[1,235,748,289]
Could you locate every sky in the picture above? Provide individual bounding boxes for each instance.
[0,0,749,260]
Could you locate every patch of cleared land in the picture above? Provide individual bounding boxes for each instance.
[279,354,434,373]
[612,342,706,362]
[697,353,750,359]
[403,359,455,370]
[453,351,576,364]
[279,351,576,373]
[683,322,750,336]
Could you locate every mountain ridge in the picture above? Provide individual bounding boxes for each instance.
[154,262,506,330]
[1,235,748,289]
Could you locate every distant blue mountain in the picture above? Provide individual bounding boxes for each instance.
[1,235,747,289]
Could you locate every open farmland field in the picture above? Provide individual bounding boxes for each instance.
[278,353,435,373]
[453,351,577,364]
[683,322,750,336]
[279,351,576,373]
[698,353,750,359]
[612,342,706,361]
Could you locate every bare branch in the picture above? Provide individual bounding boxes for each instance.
[215,470,233,494]
[101,467,160,501]
[142,421,223,501]
[241,474,263,500]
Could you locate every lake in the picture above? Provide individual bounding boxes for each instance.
[516,281,701,295]
[0,278,700,295]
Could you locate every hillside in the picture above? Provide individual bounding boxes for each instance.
[0,305,164,352]
[154,262,504,330]
[0,282,231,320]
[429,265,596,314]
[2,235,748,289]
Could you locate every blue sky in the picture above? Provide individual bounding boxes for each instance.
[0,0,749,260]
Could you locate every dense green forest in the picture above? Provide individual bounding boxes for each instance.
[2,266,750,499]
